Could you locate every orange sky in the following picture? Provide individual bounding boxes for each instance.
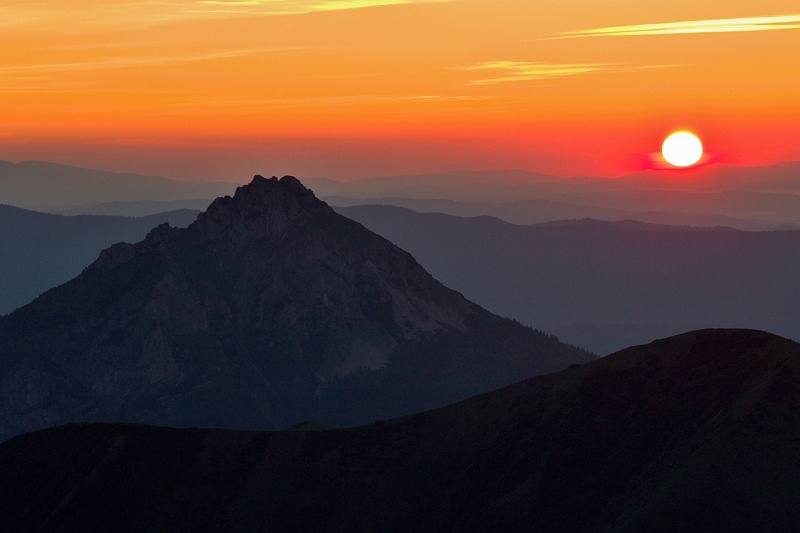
[1,0,799,180]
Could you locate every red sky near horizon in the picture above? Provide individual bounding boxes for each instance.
[1,0,799,181]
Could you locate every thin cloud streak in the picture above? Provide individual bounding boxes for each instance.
[461,61,609,85]
[0,50,258,75]
[0,0,452,32]
[458,61,616,85]
[235,0,451,12]
[162,92,488,111]
[558,14,800,38]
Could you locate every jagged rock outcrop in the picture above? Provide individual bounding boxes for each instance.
[0,176,591,440]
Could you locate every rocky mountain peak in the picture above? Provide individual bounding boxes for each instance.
[0,175,592,439]
[189,175,333,241]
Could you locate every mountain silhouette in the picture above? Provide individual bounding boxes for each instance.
[0,329,797,531]
[0,175,590,441]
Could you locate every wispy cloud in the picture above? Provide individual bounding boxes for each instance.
[208,0,451,12]
[400,95,490,101]
[165,92,487,110]
[458,61,614,85]
[558,14,800,38]
[0,0,452,31]
[0,50,257,75]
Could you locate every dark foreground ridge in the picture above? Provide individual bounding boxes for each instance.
[1,329,798,532]
[0,175,591,441]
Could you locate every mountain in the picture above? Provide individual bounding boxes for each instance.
[0,159,233,211]
[1,328,797,531]
[0,176,591,441]
[0,205,200,315]
[338,205,800,354]
[7,197,800,357]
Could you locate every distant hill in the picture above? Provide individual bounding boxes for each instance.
[54,198,214,217]
[1,329,797,531]
[0,176,591,441]
[325,195,773,229]
[0,205,200,314]
[308,161,800,229]
[338,205,800,354]
[5,158,800,225]
[0,160,233,211]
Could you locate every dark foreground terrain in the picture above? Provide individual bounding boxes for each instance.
[2,329,798,532]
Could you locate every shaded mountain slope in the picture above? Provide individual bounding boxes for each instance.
[1,329,798,531]
[338,204,800,353]
[0,176,590,441]
[0,204,199,314]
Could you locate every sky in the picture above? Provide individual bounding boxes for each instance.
[1,0,799,181]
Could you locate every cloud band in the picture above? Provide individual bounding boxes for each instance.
[558,14,800,38]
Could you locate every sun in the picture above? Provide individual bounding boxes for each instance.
[661,131,703,167]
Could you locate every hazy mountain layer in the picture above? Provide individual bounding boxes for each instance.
[0,160,232,211]
[0,176,590,441]
[309,161,800,229]
[6,158,800,226]
[339,205,800,354]
[1,329,797,531]
[325,195,788,230]
[0,205,199,315]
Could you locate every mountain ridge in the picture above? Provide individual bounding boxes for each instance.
[338,204,800,353]
[0,204,200,315]
[0,159,234,210]
[0,328,796,531]
[0,175,591,441]
[309,161,800,228]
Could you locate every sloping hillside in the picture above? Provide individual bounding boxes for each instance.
[1,329,797,531]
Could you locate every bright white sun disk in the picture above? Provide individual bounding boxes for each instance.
[662,131,703,167]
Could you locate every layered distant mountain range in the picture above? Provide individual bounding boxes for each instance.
[339,206,800,354]
[0,205,198,314]
[0,159,231,212]
[0,176,590,441]
[4,159,800,229]
[4,198,800,355]
[309,162,800,230]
